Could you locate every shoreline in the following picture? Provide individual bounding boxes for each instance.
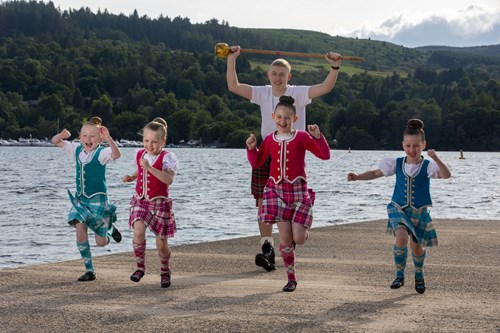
[1,219,499,332]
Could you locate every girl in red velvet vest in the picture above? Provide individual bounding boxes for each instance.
[123,117,179,288]
[246,96,331,292]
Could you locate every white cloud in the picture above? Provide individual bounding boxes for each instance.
[344,5,500,47]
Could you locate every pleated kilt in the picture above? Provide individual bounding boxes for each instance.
[67,190,117,238]
[386,202,438,247]
[251,155,272,203]
[260,178,316,228]
[129,195,176,239]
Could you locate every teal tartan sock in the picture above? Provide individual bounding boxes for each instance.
[393,245,408,279]
[412,250,426,279]
[77,241,94,272]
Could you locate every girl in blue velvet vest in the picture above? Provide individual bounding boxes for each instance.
[51,117,122,282]
[347,119,451,294]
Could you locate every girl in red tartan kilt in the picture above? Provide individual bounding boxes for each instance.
[246,96,331,292]
[123,117,179,288]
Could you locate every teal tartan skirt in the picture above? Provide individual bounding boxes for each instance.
[386,202,438,247]
[67,190,117,238]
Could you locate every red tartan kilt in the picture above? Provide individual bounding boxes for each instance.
[251,155,271,202]
[260,179,315,228]
[129,195,176,238]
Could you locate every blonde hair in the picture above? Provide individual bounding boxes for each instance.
[270,58,291,72]
[85,116,102,127]
[144,117,168,140]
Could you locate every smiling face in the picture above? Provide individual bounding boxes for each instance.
[272,105,297,135]
[142,128,165,155]
[402,134,426,163]
[79,124,102,153]
[267,64,291,94]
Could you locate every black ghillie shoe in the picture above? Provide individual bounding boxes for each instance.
[161,272,171,288]
[390,277,405,289]
[130,270,145,282]
[282,280,297,292]
[111,226,122,243]
[78,271,96,282]
[255,241,276,271]
[415,278,426,294]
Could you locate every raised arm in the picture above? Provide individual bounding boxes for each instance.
[226,45,253,100]
[427,149,451,179]
[308,52,342,99]
[51,129,71,148]
[306,125,330,160]
[100,126,121,160]
[246,133,270,168]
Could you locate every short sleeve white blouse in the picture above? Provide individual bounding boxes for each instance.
[379,157,440,178]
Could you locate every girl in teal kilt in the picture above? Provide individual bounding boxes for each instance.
[347,119,451,294]
[51,117,122,282]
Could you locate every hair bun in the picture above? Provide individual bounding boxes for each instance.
[279,95,295,105]
[406,118,424,130]
[152,117,168,129]
[88,116,102,126]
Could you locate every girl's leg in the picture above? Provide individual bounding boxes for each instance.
[410,239,427,294]
[391,227,409,289]
[94,234,108,247]
[277,221,297,292]
[75,222,95,281]
[291,223,309,246]
[156,237,172,288]
[130,220,147,282]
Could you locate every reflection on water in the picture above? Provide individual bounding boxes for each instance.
[0,147,498,269]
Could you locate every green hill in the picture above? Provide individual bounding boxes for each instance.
[1,0,499,151]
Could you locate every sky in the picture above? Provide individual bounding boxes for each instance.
[44,0,500,48]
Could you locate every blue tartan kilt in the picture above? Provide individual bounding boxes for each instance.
[67,190,117,238]
[386,202,438,247]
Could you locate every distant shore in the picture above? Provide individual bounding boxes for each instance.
[0,139,224,148]
[1,219,499,332]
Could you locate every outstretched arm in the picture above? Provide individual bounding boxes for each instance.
[226,45,253,100]
[123,170,138,183]
[347,169,384,181]
[427,149,451,179]
[308,52,342,99]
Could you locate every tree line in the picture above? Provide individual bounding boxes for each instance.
[0,1,499,150]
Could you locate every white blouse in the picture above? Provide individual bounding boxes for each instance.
[379,157,440,178]
[63,141,114,165]
[140,150,179,174]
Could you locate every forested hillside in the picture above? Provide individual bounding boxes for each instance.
[1,1,499,150]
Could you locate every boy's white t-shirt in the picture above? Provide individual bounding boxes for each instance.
[251,85,311,138]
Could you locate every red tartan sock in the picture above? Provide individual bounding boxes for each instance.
[158,251,171,275]
[133,241,146,272]
[279,243,296,281]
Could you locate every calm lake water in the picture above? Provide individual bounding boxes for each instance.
[0,147,498,269]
